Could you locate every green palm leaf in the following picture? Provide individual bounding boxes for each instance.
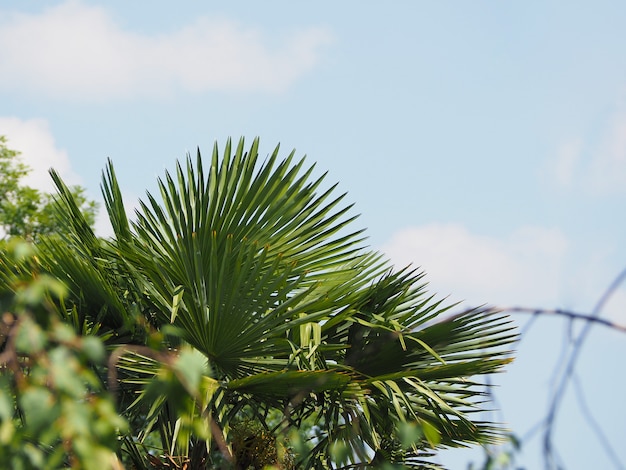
[105,139,373,379]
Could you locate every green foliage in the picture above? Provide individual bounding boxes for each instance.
[0,136,97,242]
[1,137,517,469]
[0,240,127,469]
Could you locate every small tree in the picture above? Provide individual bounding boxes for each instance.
[0,135,97,241]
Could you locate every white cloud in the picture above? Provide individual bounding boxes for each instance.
[0,1,332,100]
[381,223,569,308]
[0,117,81,192]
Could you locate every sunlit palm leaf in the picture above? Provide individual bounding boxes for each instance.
[104,138,372,379]
[227,370,353,396]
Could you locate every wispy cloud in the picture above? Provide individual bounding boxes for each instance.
[381,223,569,308]
[0,117,80,192]
[588,107,626,193]
[547,95,626,195]
[553,138,583,187]
[0,1,332,101]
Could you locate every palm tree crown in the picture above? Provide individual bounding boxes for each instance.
[38,138,516,469]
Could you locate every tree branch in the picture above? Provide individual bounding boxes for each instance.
[500,307,626,333]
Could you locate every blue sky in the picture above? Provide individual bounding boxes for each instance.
[2,1,626,468]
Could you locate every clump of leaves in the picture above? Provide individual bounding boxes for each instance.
[0,240,127,469]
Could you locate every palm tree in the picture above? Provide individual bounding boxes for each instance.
[40,138,515,469]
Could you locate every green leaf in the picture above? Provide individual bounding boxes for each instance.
[51,321,76,343]
[172,347,210,394]
[49,348,86,397]
[19,387,55,432]
[0,377,14,421]
[23,442,45,468]
[170,285,184,323]
[398,421,423,449]
[14,318,46,354]
[329,440,350,464]
[80,336,105,363]
[421,420,441,447]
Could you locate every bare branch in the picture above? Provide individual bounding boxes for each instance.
[480,267,626,470]
[571,374,625,470]
[541,267,626,469]
[500,307,626,333]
